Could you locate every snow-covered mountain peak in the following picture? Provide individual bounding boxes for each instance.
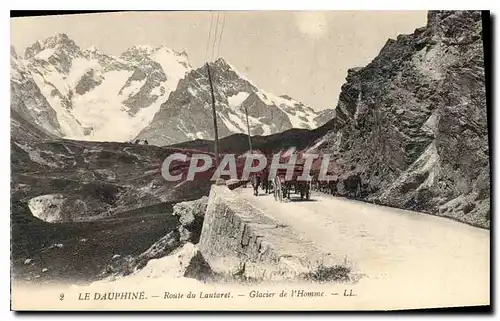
[279,94,293,101]
[16,35,198,142]
[42,33,76,48]
[119,45,192,72]
[84,46,100,54]
[12,35,335,145]
[211,57,232,69]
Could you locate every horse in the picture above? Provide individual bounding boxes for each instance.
[282,181,292,200]
[295,179,312,200]
[311,171,338,196]
[250,174,261,196]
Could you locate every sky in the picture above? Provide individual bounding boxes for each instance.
[11,11,427,111]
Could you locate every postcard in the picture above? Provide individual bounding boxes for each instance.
[10,10,490,311]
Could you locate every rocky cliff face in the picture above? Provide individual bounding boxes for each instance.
[310,11,490,228]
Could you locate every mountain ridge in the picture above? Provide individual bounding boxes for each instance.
[12,34,333,145]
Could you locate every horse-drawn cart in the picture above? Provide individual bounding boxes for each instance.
[271,167,312,202]
[244,149,342,202]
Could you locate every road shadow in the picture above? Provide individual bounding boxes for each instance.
[287,197,319,203]
[251,192,321,202]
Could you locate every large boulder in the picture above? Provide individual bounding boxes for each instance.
[172,196,208,243]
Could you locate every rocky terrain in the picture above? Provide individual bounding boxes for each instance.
[10,102,213,283]
[307,10,490,228]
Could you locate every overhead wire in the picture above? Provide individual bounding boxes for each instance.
[210,12,221,62]
[215,13,226,59]
[204,12,215,63]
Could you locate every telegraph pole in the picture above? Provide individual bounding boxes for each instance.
[206,63,220,168]
[244,104,253,154]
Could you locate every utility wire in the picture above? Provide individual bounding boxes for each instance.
[215,13,226,59]
[204,12,215,63]
[210,12,220,62]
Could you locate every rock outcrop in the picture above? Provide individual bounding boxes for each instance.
[11,48,62,139]
[102,196,210,277]
[173,196,208,243]
[92,243,208,287]
[310,11,489,228]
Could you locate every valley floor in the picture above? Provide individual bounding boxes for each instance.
[11,204,179,285]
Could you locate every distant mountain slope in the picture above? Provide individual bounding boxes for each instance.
[17,33,193,142]
[135,58,323,145]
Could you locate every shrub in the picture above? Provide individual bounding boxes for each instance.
[303,263,351,283]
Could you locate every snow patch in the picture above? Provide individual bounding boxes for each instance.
[79,243,206,291]
[227,92,249,108]
[219,113,244,133]
[381,142,441,199]
[34,48,56,60]
[151,47,192,91]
